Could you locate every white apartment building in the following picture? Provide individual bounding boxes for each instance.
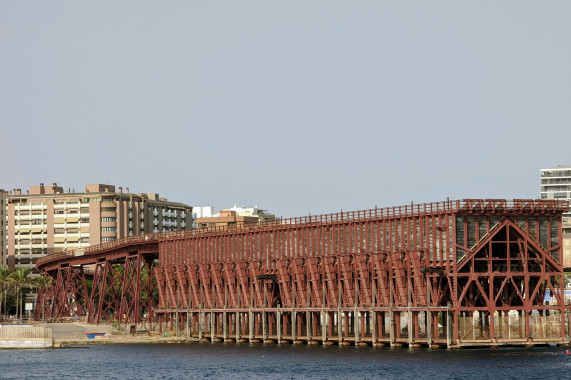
[540,166,571,268]
[224,204,276,222]
[192,206,214,220]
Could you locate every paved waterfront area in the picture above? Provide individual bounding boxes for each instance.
[47,322,90,341]
[39,322,187,345]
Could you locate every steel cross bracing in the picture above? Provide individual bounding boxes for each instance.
[36,199,570,348]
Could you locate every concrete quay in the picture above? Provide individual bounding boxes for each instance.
[0,325,54,349]
[44,322,187,346]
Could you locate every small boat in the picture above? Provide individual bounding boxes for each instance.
[85,333,106,339]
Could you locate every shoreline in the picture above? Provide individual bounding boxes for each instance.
[56,335,191,347]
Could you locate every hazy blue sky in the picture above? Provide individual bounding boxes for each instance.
[1,1,570,217]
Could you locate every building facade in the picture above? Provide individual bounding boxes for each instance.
[0,189,6,268]
[2,183,192,274]
[194,204,276,228]
[225,204,276,222]
[540,165,571,268]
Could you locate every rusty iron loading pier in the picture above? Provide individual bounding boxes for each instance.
[36,199,571,348]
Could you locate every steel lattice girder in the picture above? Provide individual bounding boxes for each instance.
[86,257,158,325]
[36,266,89,320]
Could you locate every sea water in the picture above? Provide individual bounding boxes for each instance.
[2,343,570,379]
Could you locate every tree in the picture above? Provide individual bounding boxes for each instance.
[10,268,32,321]
[34,275,53,321]
[0,264,13,320]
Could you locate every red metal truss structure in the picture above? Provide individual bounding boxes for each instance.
[36,199,570,348]
[36,240,159,328]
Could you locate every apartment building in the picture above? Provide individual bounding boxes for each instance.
[540,165,571,268]
[0,189,6,267]
[194,204,275,228]
[2,183,192,273]
[225,204,276,222]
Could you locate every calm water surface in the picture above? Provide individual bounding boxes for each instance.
[2,343,570,379]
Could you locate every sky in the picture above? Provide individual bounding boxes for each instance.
[1,1,570,218]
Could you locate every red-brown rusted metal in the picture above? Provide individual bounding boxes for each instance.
[36,199,570,347]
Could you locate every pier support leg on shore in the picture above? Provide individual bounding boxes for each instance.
[248,311,254,341]
[525,311,530,342]
[337,311,342,342]
[389,310,394,347]
[322,311,327,343]
[328,312,334,340]
[427,311,432,347]
[306,311,311,342]
[372,311,377,344]
[292,311,297,340]
[446,309,452,348]
[408,308,413,345]
[263,311,267,340]
[211,312,215,341]
[277,311,282,342]
[379,312,385,341]
[354,311,359,343]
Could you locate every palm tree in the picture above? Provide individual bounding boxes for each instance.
[34,275,53,321]
[10,268,32,321]
[0,264,13,320]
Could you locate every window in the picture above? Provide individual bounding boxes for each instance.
[101,227,116,231]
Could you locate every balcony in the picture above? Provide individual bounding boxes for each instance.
[101,230,117,238]
[101,211,117,219]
